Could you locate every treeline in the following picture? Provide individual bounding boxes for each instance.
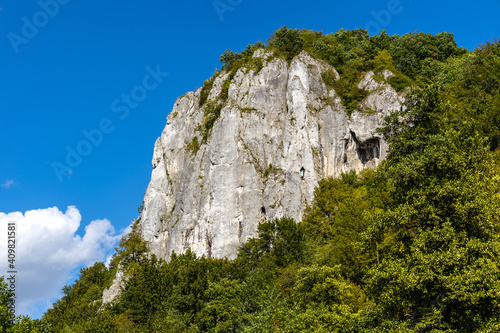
[217,26,466,114]
[1,28,499,332]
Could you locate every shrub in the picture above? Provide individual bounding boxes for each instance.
[201,102,223,143]
[199,76,215,107]
[333,68,369,116]
[373,49,394,70]
[386,73,413,92]
[186,136,200,155]
[219,49,242,69]
[321,69,338,87]
[271,26,304,60]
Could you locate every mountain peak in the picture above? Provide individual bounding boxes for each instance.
[139,48,404,261]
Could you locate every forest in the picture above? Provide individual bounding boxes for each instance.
[1,27,500,332]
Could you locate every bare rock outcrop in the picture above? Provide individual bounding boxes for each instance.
[139,50,405,261]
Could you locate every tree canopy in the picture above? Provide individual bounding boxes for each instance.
[29,30,500,333]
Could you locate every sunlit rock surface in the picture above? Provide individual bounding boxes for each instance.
[139,50,405,261]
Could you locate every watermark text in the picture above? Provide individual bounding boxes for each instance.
[6,222,17,320]
[213,0,243,21]
[365,0,410,35]
[7,0,72,54]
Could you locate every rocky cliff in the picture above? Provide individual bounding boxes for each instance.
[138,50,404,261]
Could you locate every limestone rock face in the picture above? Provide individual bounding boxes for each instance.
[102,270,124,304]
[139,50,405,261]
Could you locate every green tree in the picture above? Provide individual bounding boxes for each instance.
[31,318,53,333]
[270,26,304,60]
[302,171,380,284]
[0,276,14,332]
[373,49,394,70]
[364,86,500,331]
[110,229,149,274]
[116,251,234,329]
[237,217,305,269]
[442,40,500,150]
[7,316,42,333]
[219,49,242,69]
[115,254,164,325]
[43,262,112,332]
[0,276,14,331]
[389,32,465,79]
[245,265,369,332]
[196,279,249,332]
[83,311,119,333]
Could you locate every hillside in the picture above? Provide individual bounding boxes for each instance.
[138,27,464,264]
[2,27,500,332]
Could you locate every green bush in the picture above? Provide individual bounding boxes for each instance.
[201,102,223,143]
[389,31,466,79]
[0,277,14,331]
[332,68,369,116]
[321,69,337,87]
[84,311,119,333]
[219,49,242,68]
[199,76,215,107]
[270,26,304,60]
[386,73,413,92]
[218,72,234,102]
[186,136,200,155]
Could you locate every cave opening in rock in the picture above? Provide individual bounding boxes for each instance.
[356,137,380,164]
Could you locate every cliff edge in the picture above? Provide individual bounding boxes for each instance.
[139,50,404,261]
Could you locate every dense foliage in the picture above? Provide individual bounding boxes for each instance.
[0,276,14,331]
[211,26,466,116]
[3,29,499,332]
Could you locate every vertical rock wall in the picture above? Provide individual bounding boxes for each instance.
[139,50,404,261]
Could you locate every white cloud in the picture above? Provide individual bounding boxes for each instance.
[0,206,122,318]
[1,180,15,188]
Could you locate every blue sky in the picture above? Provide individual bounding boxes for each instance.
[0,0,499,319]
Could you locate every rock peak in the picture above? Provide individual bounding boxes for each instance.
[139,50,404,260]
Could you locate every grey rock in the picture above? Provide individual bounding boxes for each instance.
[139,50,405,261]
[102,270,125,304]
